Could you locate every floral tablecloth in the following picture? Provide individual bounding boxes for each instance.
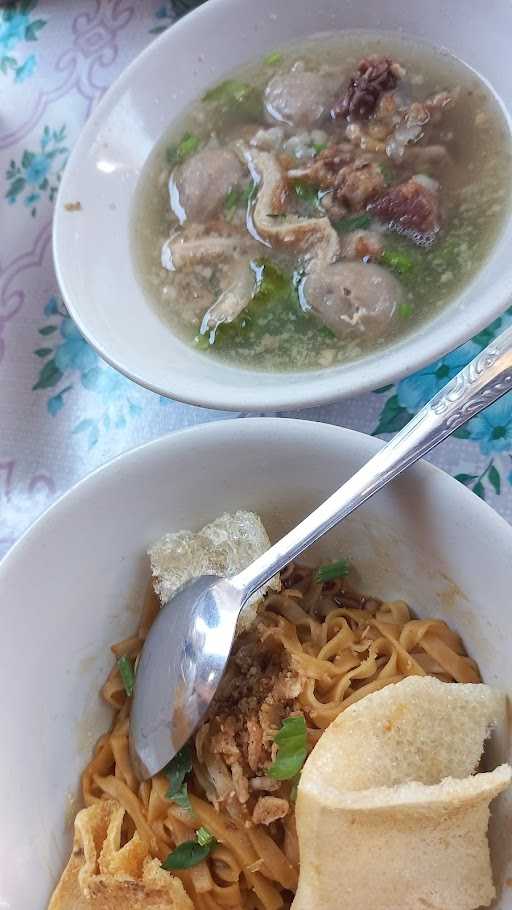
[2,0,512,558]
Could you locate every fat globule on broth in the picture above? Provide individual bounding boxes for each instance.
[132,33,512,372]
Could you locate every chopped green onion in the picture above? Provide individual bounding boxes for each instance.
[399,301,414,319]
[116,655,135,697]
[293,181,319,206]
[163,744,193,799]
[203,79,252,104]
[315,559,350,583]
[224,186,240,216]
[379,161,395,186]
[194,332,210,351]
[224,182,254,218]
[162,841,211,870]
[171,782,193,812]
[202,79,261,118]
[289,774,301,802]
[166,132,201,167]
[380,248,415,275]
[313,142,327,155]
[254,259,290,300]
[268,715,308,781]
[264,50,283,66]
[196,826,217,848]
[334,213,372,233]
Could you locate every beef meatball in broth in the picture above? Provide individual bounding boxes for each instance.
[170,148,244,223]
[302,262,402,339]
[264,61,336,128]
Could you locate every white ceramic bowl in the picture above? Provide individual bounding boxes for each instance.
[0,418,511,909]
[53,0,512,411]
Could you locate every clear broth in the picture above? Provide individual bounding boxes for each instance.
[133,32,512,372]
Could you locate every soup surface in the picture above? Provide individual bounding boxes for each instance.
[133,32,512,372]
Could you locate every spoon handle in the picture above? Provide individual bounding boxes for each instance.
[233,325,512,600]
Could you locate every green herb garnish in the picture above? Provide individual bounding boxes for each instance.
[202,79,261,119]
[398,301,414,319]
[172,782,193,812]
[162,828,218,870]
[117,655,135,697]
[194,332,211,351]
[313,142,327,155]
[379,161,395,186]
[162,841,210,870]
[380,248,415,275]
[253,259,289,299]
[293,181,320,208]
[166,132,201,167]
[334,213,372,233]
[268,715,308,781]
[264,50,283,66]
[203,78,252,104]
[163,744,193,800]
[224,182,254,218]
[196,826,217,848]
[316,559,350,583]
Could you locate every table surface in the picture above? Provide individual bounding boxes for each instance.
[2,0,512,559]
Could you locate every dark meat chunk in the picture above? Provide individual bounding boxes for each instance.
[288,148,385,212]
[369,176,440,240]
[334,159,385,210]
[288,143,354,186]
[333,56,404,120]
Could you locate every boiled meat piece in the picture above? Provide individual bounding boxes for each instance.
[302,261,401,339]
[171,147,243,223]
[264,62,336,128]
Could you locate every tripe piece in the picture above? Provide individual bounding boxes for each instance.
[149,510,280,633]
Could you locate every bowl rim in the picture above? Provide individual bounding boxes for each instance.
[2,417,511,578]
[53,0,512,411]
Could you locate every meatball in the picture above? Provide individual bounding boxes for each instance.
[264,62,335,128]
[171,148,244,223]
[302,261,401,339]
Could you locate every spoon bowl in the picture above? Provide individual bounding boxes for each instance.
[130,575,243,779]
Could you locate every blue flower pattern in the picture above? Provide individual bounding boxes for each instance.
[33,298,144,449]
[0,0,45,82]
[373,308,512,499]
[5,125,68,215]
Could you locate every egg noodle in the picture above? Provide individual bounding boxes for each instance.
[78,563,479,910]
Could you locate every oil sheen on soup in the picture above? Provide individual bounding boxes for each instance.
[133,33,512,372]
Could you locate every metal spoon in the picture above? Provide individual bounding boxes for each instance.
[130,326,512,779]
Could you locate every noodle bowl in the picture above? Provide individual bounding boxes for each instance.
[78,563,478,910]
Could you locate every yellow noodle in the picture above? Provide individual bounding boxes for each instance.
[69,563,478,910]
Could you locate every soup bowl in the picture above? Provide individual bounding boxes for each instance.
[0,418,510,908]
[53,0,512,411]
